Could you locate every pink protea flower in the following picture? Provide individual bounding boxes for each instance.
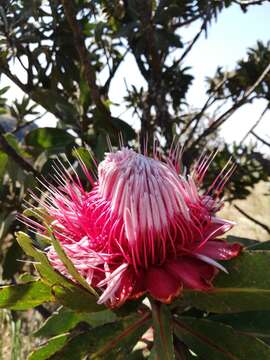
[27,146,242,307]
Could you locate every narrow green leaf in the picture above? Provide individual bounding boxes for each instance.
[49,313,150,360]
[226,235,258,248]
[16,232,103,313]
[34,307,117,338]
[0,281,52,310]
[48,228,98,297]
[19,273,38,283]
[5,133,30,157]
[52,285,103,314]
[151,301,175,360]
[28,334,69,360]
[49,323,121,360]
[247,241,270,250]
[72,147,94,171]
[0,150,8,180]
[25,127,75,150]
[16,231,73,287]
[182,251,270,313]
[91,313,151,359]
[174,317,270,360]
[110,117,136,141]
[210,311,270,338]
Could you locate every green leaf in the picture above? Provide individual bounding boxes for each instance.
[25,127,75,150]
[182,251,270,313]
[0,281,52,310]
[19,273,38,283]
[174,317,270,360]
[16,232,103,313]
[210,311,270,338]
[247,241,270,250]
[48,228,98,296]
[110,117,136,141]
[151,301,175,360]
[0,86,10,95]
[0,150,8,180]
[49,313,150,360]
[28,334,69,360]
[72,147,95,172]
[31,89,79,127]
[34,307,117,338]
[4,133,30,156]
[94,132,108,162]
[16,231,74,287]
[51,285,103,313]
[226,235,259,248]
[49,323,121,360]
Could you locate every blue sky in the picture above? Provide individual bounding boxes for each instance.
[2,2,270,149]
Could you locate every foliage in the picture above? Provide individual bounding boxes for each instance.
[0,0,269,358]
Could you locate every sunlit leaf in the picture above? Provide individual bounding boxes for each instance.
[174,317,270,360]
[28,334,69,360]
[0,281,52,310]
[151,301,175,360]
[34,307,117,338]
[182,251,270,313]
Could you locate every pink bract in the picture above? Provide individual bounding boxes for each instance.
[29,147,242,307]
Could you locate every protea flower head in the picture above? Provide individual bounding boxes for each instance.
[26,144,242,308]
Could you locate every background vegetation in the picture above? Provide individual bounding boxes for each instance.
[0,0,269,358]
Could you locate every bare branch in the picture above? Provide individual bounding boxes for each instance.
[12,113,47,135]
[0,124,39,176]
[61,0,111,120]
[189,62,270,150]
[103,49,129,95]
[1,66,29,94]
[251,131,270,148]
[171,15,201,29]
[181,78,227,137]
[234,0,266,5]
[172,18,208,68]
[234,204,270,235]
[240,104,269,145]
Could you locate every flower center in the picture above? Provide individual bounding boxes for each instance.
[97,148,190,250]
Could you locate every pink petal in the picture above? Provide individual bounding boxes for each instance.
[130,271,146,299]
[204,219,234,239]
[165,257,217,291]
[196,240,242,260]
[145,267,182,303]
[112,269,135,307]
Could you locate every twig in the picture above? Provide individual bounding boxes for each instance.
[103,49,129,95]
[61,0,111,120]
[171,14,201,29]
[240,104,269,145]
[35,305,52,319]
[181,78,227,138]
[172,17,208,67]
[251,131,270,148]
[234,204,270,234]
[12,113,47,134]
[189,62,270,150]
[234,0,265,5]
[0,124,39,176]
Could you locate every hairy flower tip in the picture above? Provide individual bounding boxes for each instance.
[30,147,242,307]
